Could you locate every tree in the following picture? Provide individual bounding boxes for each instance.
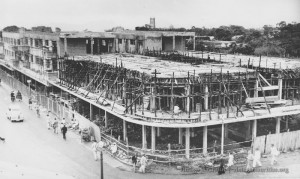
[215,28,232,41]
[3,25,19,32]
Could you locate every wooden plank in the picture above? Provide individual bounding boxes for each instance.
[257,86,279,91]
[245,96,279,103]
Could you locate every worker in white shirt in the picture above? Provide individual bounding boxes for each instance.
[253,148,262,168]
[270,144,279,165]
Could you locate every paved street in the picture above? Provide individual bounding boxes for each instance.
[1,83,300,179]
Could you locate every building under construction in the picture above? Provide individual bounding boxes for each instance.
[1,26,300,165]
[56,50,300,160]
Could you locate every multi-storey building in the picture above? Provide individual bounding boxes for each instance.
[1,25,299,167]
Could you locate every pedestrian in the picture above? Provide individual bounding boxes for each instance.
[253,148,262,168]
[246,150,254,173]
[98,140,104,149]
[36,104,40,118]
[270,144,279,165]
[28,98,32,110]
[92,140,99,161]
[227,152,234,169]
[111,143,118,156]
[46,113,51,130]
[218,158,226,175]
[53,118,59,134]
[60,118,66,129]
[61,125,67,140]
[139,154,147,173]
[132,152,138,173]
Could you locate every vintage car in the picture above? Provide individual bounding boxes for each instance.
[6,104,24,122]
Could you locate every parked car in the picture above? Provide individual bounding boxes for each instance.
[6,104,24,122]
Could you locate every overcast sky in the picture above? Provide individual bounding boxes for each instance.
[1,0,299,31]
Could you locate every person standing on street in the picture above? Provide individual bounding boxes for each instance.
[227,152,234,169]
[92,140,99,161]
[270,144,279,165]
[139,154,147,173]
[53,118,58,134]
[246,150,254,173]
[132,153,138,173]
[253,148,262,168]
[61,125,67,140]
[46,112,51,130]
[28,98,33,110]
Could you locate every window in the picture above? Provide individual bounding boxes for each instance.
[46,59,50,68]
[17,39,20,45]
[45,40,49,46]
[118,39,122,44]
[130,39,135,45]
[35,39,38,47]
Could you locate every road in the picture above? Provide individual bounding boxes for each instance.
[0,83,189,179]
[1,82,299,179]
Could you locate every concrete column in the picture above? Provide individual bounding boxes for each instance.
[254,80,259,97]
[278,77,283,100]
[185,128,190,159]
[151,126,156,152]
[123,120,127,141]
[64,37,68,55]
[142,125,147,149]
[178,128,183,144]
[203,126,207,154]
[252,119,257,138]
[276,117,281,134]
[221,123,224,154]
[91,38,94,55]
[245,121,251,140]
[285,117,289,131]
[90,103,93,121]
[104,111,108,128]
[193,36,196,50]
[224,124,228,138]
[204,85,209,110]
[150,87,156,112]
[186,85,190,114]
[172,35,175,51]
[156,127,161,137]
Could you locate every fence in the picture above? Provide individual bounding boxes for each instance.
[253,130,300,154]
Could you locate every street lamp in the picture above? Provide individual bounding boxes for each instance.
[27,79,31,97]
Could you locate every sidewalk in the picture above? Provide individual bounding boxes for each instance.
[1,82,134,174]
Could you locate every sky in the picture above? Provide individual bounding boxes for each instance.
[1,0,299,32]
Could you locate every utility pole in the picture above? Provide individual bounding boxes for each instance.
[100,150,104,179]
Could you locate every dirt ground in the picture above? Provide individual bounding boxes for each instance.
[146,150,300,179]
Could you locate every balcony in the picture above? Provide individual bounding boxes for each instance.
[44,51,57,59]
[12,45,30,53]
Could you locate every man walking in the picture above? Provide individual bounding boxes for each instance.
[253,148,262,168]
[61,125,67,140]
